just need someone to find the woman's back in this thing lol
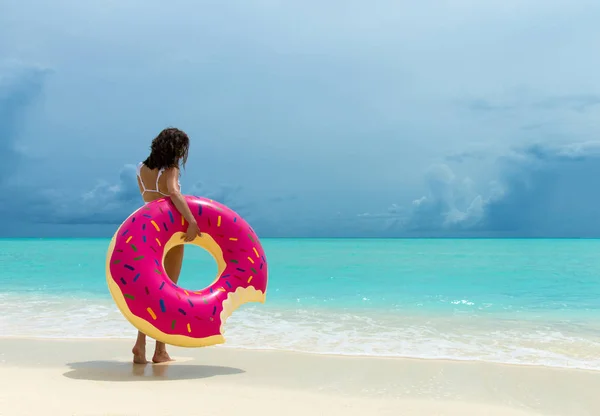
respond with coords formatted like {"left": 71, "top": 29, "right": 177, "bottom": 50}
{"left": 136, "top": 163, "right": 175, "bottom": 204}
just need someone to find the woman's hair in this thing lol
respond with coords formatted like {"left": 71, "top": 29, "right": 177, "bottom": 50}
{"left": 143, "top": 127, "right": 190, "bottom": 170}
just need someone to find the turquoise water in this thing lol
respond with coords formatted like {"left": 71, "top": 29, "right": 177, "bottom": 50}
{"left": 2, "top": 238, "right": 600, "bottom": 370}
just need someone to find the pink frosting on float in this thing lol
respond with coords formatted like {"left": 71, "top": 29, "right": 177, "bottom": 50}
{"left": 107, "top": 195, "right": 268, "bottom": 340}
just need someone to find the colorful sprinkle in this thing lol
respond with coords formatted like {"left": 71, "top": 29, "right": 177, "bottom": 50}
{"left": 247, "top": 276, "right": 253, "bottom": 283}
{"left": 230, "top": 259, "right": 239, "bottom": 264}
{"left": 145, "top": 286, "right": 150, "bottom": 295}
{"left": 187, "top": 323, "right": 192, "bottom": 333}
{"left": 143, "top": 235, "right": 147, "bottom": 243}
{"left": 198, "top": 204, "right": 203, "bottom": 216}
{"left": 171, "top": 320, "right": 176, "bottom": 330}
{"left": 112, "top": 259, "right": 122, "bottom": 265}
{"left": 250, "top": 267, "right": 257, "bottom": 274}
{"left": 124, "top": 294, "right": 135, "bottom": 300}
{"left": 121, "top": 229, "right": 130, "bottom": 237}
{"left": 143, "top": 214, "right": 152, "bottom": 219}
{"left": 178, "top": 308, "right": 187, "bottom": 315}
{"left": 154, "top": 259, "right": 160, "bottom": 267}
{"left": 212, "top": 306, "right": 216, "bottom": 315}
{"left": 253, "top": 247, "right": 260, "bottom": 258}
{"left": 247, "top": 256, "right": 255, "bottom": 264}
{"left": 229, "top": 237, "right": 238, "bottom": 241}
{"left": 124, "top": 264, "right": 135, "bottom": 271}
{"left": 155, "top": 238, "right": 162, "bottom": 247}
{"left": 248, "top": 234, "right": 255, "bottom": 242}
{"left": 131, "top": 244, "right": 138, "bottom": 252}
{"left": 126, "top": 235, "right": 133, "bottom": 244}
{"left": 187, "top": 299, "right": 194, "bottom": 307}
{"left": 133, "top": 273, "right": 141, "bottom": 282}
{"left": 133, "top": 255, "right": 144, "bottom": 261}
{"left": 159, "top": 282, "right": 165, "bottom": 290}
{"left": 159, "top": 299, "right": 166, "bottom": 312}
{"left": 162, "top": 222, "right": 168, "bottom": 231}
{"left": 150, "top": 220, "right": 160, "bottom": 231}
{"left": 233, "top": 217, "right": 237, "bottom": 223}
{"left": 142, "top": 224, "right": 147, "bottom": 230}
{"left": 168, "top": 211, "right": 174, "bottom": 223}
{"left": 225, "top": 281, "right": 232, "bottom": 288}
{"left": 217, "top": 216, "right": 222, "bottom": 227}
{"left": 120, "top": 277, "right": 127, "bottom": 285}
{"left": 181, "top": 215, "right": 185, "bottom": 226}
{"left": 131, "top": 217, "right": 136, "bottom": 223}
{"left": 184, "top": 290, "right": 189, "bottom": 296}
{"left": 147, "top": 307, "right": 157, "bottom": 320}
{"left": 236, "top": 268, "right": 246, "bottom": 272}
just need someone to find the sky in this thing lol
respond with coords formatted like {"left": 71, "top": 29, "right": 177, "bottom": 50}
{"left": 2, "top": 0, "right": 600, "bottom": 237}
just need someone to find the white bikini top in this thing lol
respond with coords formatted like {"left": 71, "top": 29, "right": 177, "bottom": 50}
{"left": 136, "top": 162, "right": 180, "bottom": 197}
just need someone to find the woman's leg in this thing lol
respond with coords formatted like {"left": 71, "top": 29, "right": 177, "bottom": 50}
{"left": 132, "top": 331, "right": 148, "bottom": 364}
{"left": 152, "top": 244, "right": 184, "bottom": 363}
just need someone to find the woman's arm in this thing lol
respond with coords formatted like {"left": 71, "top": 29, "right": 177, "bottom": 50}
{"left": 164, "top": 167, "right": 197, "bottom": 227}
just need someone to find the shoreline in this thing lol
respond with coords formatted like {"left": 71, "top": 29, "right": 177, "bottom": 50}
{"left": 1, "top": 337, "right": 599, "bottom": 415}
{"left": 1, "top": 334, "right": 598, "bottom": 374}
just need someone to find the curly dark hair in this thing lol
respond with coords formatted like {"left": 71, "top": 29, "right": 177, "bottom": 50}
{"left": 143, "top": 127, "right": 190, "bottom": 170}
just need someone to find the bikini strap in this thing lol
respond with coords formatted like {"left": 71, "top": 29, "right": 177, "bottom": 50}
{"left": 155, "top": 168, "right": 165, "bottom": 190}
{"left": 136, "top": 162, "right": 146, "bottom": 191}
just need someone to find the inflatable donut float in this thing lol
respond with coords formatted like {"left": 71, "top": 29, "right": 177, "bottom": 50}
{"left": 105, "top": 196, "right": 268, "bottom": 347}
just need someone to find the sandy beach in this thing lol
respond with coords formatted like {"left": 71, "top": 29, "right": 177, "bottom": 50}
{"left": 0, "top": 338, "right": 598, "bottom": 416}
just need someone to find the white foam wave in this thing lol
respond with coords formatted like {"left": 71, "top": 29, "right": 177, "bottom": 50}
{"left": 1, "top": 293, "right": 600, "bottom": 371}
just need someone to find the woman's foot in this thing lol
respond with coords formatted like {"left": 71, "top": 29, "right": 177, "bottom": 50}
{"left": 152, "top": 350, "right": 174, "bottom": 364}
{"left": 132, "top": 345, "right": 148, "bottom": 364}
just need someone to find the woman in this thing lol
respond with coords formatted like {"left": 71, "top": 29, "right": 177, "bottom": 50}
{"left": 132, "top": 127, "right": 201, "bottom": 364}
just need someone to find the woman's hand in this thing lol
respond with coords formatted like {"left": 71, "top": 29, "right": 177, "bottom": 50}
{"left": 183, "top": 221, "right": 201, "bottom": 242}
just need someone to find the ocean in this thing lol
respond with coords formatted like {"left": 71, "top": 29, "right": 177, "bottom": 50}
{"left": 1, "top": 238, "right": 600, "bottom": 370}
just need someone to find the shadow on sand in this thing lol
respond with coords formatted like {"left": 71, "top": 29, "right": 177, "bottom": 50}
{"left": 62, "top": 360, "right": 245, "bottom": 382}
